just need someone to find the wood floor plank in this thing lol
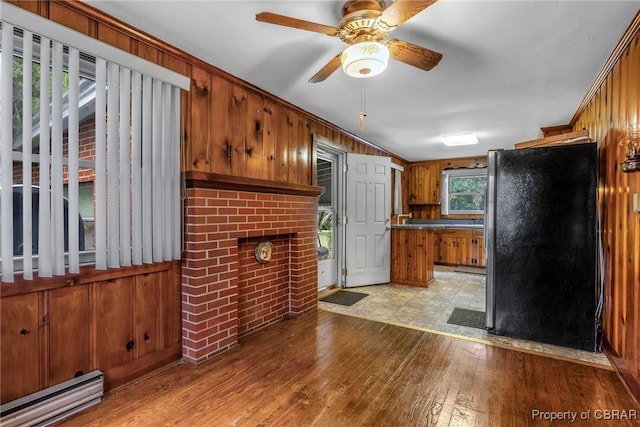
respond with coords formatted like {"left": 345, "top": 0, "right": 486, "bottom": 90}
{"left": 57, "top": 310, "right": 640, "bottom": 427}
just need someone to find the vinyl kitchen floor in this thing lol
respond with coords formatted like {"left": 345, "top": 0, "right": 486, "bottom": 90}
{"left": 318, "top": 266, "right": 611, "bottom": 369}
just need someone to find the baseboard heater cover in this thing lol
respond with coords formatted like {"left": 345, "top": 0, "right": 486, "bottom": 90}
{"left": 0, "top": 370, "right": 103, "bottom": 427}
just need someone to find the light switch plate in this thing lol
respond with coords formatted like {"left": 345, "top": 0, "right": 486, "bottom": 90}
{"left": 634, "top": 193, "right": 640, "bottom": 213}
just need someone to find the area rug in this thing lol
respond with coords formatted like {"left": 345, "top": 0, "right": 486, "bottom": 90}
{"left": 320, "top": 290, "right": 368, "bottom": 306}
{"left": 446, "top": 308, "right": 486, "bottom": 329}
{"left": 453, "top": 266, "right": 486, "bottom": 275}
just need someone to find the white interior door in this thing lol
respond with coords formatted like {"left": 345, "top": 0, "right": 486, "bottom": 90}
{"left": 345, "top": 153, "right": 391, "bottom": 287}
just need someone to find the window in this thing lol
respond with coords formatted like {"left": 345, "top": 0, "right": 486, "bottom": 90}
{"left": 441, "top": 168, "right": 487, "bottom": 215}
{"left": 0, "top": 5, "right": 189, "bottom": 282}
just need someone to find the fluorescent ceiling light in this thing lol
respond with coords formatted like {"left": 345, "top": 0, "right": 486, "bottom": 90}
{"left": 440, "top": 133, "right": 479, "bottom": 146}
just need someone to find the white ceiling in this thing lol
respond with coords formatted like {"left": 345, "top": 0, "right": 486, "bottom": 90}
{"left": 86, "top": 0, "right": 638, "bottom": 161}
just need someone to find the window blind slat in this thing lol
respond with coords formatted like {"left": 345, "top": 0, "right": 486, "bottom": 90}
{"left": 95, "top": 58, "right": 107, "bottom": 270}
{"left": 37, "top": 36, "right": 52, "bottom": 278}
{"left": 172, "top": 86, "right": 181, "bottom": 260}
{"left": 51, "top": 41, "right": 65, "bottom": 275}
{"left": 68, "top": 47, "right": 80, "bottom": 273}
{"left": 119, "top": 67, "right": 131, "bottom": 267}
{"left": 1, "top": 23, "right": 15, "bottom": 282}
{"left": 21, "top": 30, "right": 34, "bottom": 279}
{"left": 142, "top": 75, "right": 153, "bottom": 264}
{"left": 152, "top": 79, "right": 163, "bottom": 263}
{"left": 131, "top": 71, "right": 143, "bottom": 265}
{"left": 107, "top": 62, "right": 120, "bottom": 268}
{"left": 162, "top": 82, "right": 172, "bottom": 260}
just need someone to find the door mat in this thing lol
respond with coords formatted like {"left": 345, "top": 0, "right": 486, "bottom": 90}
{"left": 319, "top": 290, "right": 368, "bottom": 306}
{"left": 447, "top": 308, "right": 486, "bottom": 329}
{"left": 453, "top": 266, "right": 486, "bottom": 275}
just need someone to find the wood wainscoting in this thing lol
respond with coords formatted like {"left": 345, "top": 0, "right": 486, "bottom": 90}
{"left": 571, "top": 12, "right": 640, "bottom": 401}
{"left": 0, "top": 261, "right": 182, "bottom": 404}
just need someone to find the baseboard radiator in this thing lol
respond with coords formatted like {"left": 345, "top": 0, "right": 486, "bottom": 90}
{"left": 0, "top": 370, "right": 103, "bottom": 427}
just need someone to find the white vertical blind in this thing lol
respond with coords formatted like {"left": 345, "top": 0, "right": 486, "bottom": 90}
{"left": 119, "top": 67, "right": 131, "bottom": 267}
{"left": 51, "top": 41, "right": 65, "bottom": 275}
{"left": 131, "top": 71, "right": 143, "bottom": 265}
{"left": 22, "top": 30, "right": 34, "bottom": 279}
{"left": 142, "top": 75, "right": 153, "bottom": 264}
{"left": 37, "top": 36, "right": 52, "bottom": 279}
{"left": 151, "top": 79, "right": 163, "bottom": 263}
{"left": 1, "top": 23, "right": 15, "bottom": 282}
{"left": 1, "top": 5, "right": 188, "bottom": 282}
{"left": 107, "top": 62, "right": 120, "bottom": 268}
{"left": 95, "top": 58, "right": 108, "bottom": 270}
{"left": 68, "top": 48, "right": 80, "bottom": 274}
{"left": 172, "top": 86, "right": 181, "bottom": 260}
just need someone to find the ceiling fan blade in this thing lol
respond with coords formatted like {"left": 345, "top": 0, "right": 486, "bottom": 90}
{"left": 386, "top": 39, "right": 442, "bottom": 71}
{"left": 256, "top": 12, "right": 340, "bottom": 36}
{"left": 308, "top": 52, "right": 343, "bottom": 83}
{"left": 379, "top": 0, "right": 438, "bottom": 29}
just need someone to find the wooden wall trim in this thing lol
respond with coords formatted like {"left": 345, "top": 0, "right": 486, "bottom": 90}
{"left": 605, "top": 339, "right": 640, "bottom": 403}
{"left": 571, "top": 10, "right": 640, "bottom": 125}
{"left": 0, "top": 260, "right": 178, "bottom": 297}
{"left": 49, "top": 0, "right": 402, "bottom": 161}
{"left": 184, "top": 171, "right": 323, "bottom": 197}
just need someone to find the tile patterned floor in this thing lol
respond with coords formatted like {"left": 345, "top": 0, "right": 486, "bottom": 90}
{"left": 318, "top": 266, "right": 611, "bottom": 369}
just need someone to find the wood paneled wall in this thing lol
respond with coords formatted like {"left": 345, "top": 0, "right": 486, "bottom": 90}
{"left": 8, "top": 1, "right": 407, "bottom": 186}
{"left": 571, "top": 13, "right": 640, "bottom": 400}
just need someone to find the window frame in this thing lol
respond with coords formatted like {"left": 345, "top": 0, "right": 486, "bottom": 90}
{"left": 440, "top": 168, "right": 487, "bottom": 215}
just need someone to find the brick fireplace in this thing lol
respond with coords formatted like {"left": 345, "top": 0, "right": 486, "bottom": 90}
{"left": 181, "top": 176, "right": 320, "bottom": 364}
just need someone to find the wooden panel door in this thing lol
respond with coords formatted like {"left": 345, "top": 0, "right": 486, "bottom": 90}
{"left": 1, "top": 293, "right": 41, "bottom": 403}
{"left": 135, "top": 273, "right": 160, "bottom": 358}
{"left": 95, "top": 278, "right": 134, "bottom": 371}
{"left": 49, "top": 286, "right": 91, "bottom": 385}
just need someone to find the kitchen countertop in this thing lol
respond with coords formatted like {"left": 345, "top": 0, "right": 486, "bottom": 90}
{"left": 391, "top": 219, "right": 484, "bottom": 230}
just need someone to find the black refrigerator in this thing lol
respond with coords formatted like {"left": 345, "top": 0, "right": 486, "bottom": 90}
{"left": 485, "top": 143, "right": 598, "bottom": 351}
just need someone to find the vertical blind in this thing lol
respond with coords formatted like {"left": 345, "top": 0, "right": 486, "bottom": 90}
{"left": 0, "top": 4, "right": 190, "bottom": 283}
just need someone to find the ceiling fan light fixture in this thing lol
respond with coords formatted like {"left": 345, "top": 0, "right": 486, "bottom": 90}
{"left": 440, "top": 133, "right": 479, "bottom": 146}
{"left": 341, "top": 41, "right": 389, "bottom": 78}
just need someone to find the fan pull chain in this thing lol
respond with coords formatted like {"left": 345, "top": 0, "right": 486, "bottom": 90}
{"left": 359, "top": 77, "right": 367, "bottom": 130}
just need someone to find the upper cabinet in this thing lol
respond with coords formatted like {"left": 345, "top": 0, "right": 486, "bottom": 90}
{"left": 408, "top": 161, "right": 441, "bottom": 205}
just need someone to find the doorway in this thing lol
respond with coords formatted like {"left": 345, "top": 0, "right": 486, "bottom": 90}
{"left": 316, "top": 145, "right": 344, "bottom": 291}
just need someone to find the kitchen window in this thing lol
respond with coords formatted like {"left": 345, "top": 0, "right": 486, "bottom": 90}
{"left": 441, "top": 168, "right": 487, "bottom": 215}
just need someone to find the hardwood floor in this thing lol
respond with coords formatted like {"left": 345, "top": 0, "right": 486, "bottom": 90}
{"left": 58, "top": 310, "right": 639, "bottom": 426}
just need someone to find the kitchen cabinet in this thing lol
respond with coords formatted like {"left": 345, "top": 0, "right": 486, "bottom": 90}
{"left": 437, "top": 228, "right": 485, "bottom": 267}
{"left": 408, "top": 161, "right": 441, "bottom": 205}
{"left": 391, "top": 228, "right": 435, "bottom": 286}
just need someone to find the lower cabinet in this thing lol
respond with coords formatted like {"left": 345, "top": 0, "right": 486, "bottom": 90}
{"left": 437, "top": 228, "right": 485, "bottom": 267}
{"left": 391, "top": 228, "right": 435, "bottom": 286}
{"left": 0, "top": 261, "right": 182, "bottom": 404}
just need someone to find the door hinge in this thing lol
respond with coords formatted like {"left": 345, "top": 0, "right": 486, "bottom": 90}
{"left": 343, "top": 216, "right": 348, "bottom": 224}
{"left": 343, "top": 164, "right": 348, "bottom": 173}
{"left": 342, "top": 268, "right": 348, "bottom": 276}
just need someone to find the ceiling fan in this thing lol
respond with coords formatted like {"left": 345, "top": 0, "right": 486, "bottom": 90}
{"left": 256, "top": 0, "right": 443, "bottom": 83}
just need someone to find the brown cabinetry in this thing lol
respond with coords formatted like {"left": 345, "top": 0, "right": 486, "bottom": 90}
{"left": 437, "top": 228, "right": 485, "bottom": 267}
{"left": 391, "top": 228, "right": 435, "bottom": 286}
{"left": 408, "top": 161, "right": 441, "bottom": 205}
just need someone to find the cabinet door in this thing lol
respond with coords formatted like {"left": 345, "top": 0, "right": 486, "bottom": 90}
{"left": 135, "top": 272, "right": 160, "bottom": 358}
{"left": 408, "top": 164, "right": 430, "bottom": 204}
{"left": 426, "top": 161, "right": 441, "bottom": 204}
{"left": 1, "top": 293, "right": 41, "bottom": 403}
{"left": 439, "top": 234, "right": 457, "bottom": 264}
{"left": 95, "top": 278, "right": 134, "bottom": 371}
{"left": 49, "top": 286, "right": 91, "bottom": 385}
